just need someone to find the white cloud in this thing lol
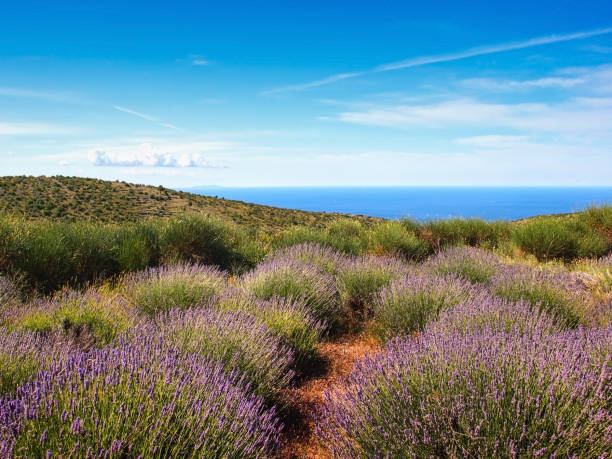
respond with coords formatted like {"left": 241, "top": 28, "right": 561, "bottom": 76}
{"left": 59, "top": 159, "right": 71, "bottom": 166}
{"left": 263, "top": 26, "right": 612, "bottom": 93}
{"left": 88, "top": 143, "right": 227, "bottom": 168}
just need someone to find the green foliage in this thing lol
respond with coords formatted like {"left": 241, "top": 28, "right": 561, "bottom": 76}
{"left": 513, "top": 206, "right": 612, "bottom": 261}
{"left": 157, "top": 309, "right": 294, "bottom": 401}
{"left": 0, "top": 214, "right": 260, "bottom": 292}
{"left": 0, "top": 175, "right": 379, "bottom": 232}
{"left": 325, "top": 219, "right": 366, "bottom": 255}
{"left": 159, "top": 214, "right": 262, "bottom": 270}
{"left": 420, "top": 218, "right": 509, "bottom": 251}
{"left": 336, "top": 257, "right": 408, "bottom": 330}
{"left": 367, "top": 221, "right": 430, "bottom": 261}
{"left": 513, "top": 220, "right": 579, "bottom": 261}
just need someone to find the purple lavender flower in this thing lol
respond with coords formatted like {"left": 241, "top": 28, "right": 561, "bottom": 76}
{"left": 0, "top": 334, "right": 283, "bottom": 457}
{"left": 336, "top": 255, "right": 410, "bottom": 322}
{"left": 240, "top": 257, "right": 340, "bottom": 324}
{"left": 0, "top": 276, "right": 20, "bottom": 311}
{"left": 317, "top": 327, "right": 611, "bottom": 457}
{"left": 423, "top": 246, "right": 503, "bottom": 284}
{"left": 207, "top": 288, "right": 326, "bottom": 367}
{"left": 120, "top": 263, "right": 228, "bottom": 315}
{"left": 1, "top": 289, "right": 137, "bottom": 347}
{"left": 138, "top": 307, "right": 295, "bottom": 401}
{"left": 0, "top": 329, "right": 72, "bottom": 395}
{"left": 371, "top": 273, "right": 486, "bottom": 341}
{"left": 266, "top": 242, "right": 352, "bottom": 275}
{"left": 427, "top": 295, "right": 562, "bottom": 337}
{"left": 489, "top": 263, "right": 589, "bottom": 328}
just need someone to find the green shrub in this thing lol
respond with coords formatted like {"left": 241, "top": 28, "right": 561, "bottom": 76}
{"left": 421, "top": 218, "right": 508, "bottom": 251}
{"left": 325, "top": 219, "right": 366, "bottom": 255}
{"left": 270, "top": 226, "right": 328, "bottom": 250}
{"left": 490, "top": 265, "right": 585, "bottom": 328}
{"left": 513, "top": 220, "right": 579, "bottom": 261}
{"left": 336, "top": 256, "right": 408, "bottom": 329}
{"left": 115, "top": 222, "right": 160, "bottom": 271}
{"left": 160, "top": 214, "right": 260, "bottom": 270}
{"left": 368, "top": 221, "right": 429, "bottom": 260}
{"left": 579, "top": 205, "right": 612, "bottom": 243}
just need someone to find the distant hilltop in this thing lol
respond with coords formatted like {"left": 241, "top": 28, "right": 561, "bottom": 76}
{"left": 0, "top": 175, "right": 380, "bottom": 232}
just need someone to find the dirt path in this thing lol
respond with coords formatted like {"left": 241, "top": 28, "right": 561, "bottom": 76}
{"left": 278, "top": 334, "right": 380, "bottom": 458}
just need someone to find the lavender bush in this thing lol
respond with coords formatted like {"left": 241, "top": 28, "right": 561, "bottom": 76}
{"left": 240, "top": 258, "right": 340, "bottom": 324}
{"left": 266, "top": 243, "right": 351, "bottom": 275}
{"left": 336, "top": 255, "right": 409, "bottom": 324}
{"left": 0, "top": 336, "right": 282, "bottom": 457}
{"left": 209, "top": 289, "right": 325, "bottom": 367}
{"left": 371, "top": 273, "right": 484, "bottom": 342}
{"left": 0, "top": 276, "right": 19, "bottom": 310}
{"left": 317, "top": 327, "right": 611, "bottom": 458}
{"left": 1, "top": 289, "right": 137, "bottom": 347}
{"left": 427, "top": 295, "right": 562, "bottom": 337}
{"left": 490, "top": 264, "right": 587, "bottom": 328}
{"left": 0, "top": 329, "right": 72, "bottom": 395}
{"left": 424, "top": 246, "right": 503, "bottom": 284}
{"left": 120, "top": 263, "right": 228, "bottom": 315}
{"left": 145, "top": 308, "right": 294, "bottom": 401}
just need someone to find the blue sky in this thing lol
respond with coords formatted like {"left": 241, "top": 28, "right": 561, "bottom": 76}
{"left": 1, "top": 1, "right": 612, "bottom": 187}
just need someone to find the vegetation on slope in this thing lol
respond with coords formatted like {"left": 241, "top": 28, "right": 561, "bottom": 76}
{"left": 0, "top": 175, "right": 380, "bottom": 231}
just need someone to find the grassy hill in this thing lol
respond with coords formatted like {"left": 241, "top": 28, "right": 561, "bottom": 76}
{"left": 0, "top": 176, "right": 379, "bottom": 231}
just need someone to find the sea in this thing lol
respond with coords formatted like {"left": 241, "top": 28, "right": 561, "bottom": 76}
{"left": 184, "top": 187, "right": 612, "bottom": 221}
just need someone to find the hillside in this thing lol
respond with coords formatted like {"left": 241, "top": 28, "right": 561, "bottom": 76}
{"left": 0, "top": 176, "right": 380, "bottom": 231}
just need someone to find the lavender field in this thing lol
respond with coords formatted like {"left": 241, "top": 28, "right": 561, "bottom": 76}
{"left": 0, "top": 243, "right": 610, "bottom": 457}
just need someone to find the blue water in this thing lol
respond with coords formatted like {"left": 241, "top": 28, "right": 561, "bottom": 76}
{"left": 183, "top": 187, "right": 612, "bottom": 221}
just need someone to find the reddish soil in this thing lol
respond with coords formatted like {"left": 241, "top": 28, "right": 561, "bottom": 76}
{"left": 277, "top": 334, "right": 380, "bottom": 458}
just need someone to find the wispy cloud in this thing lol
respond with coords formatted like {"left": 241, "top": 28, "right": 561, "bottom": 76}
{"left": 460, "top": 65, "right": 612, "bottom": 92}
{"left": 263, "top": 26, "right": 612, "bottom": 94}
{"left": 462, "top": 76, "right": 586, "bottom": 91}
{"left": 261, "top": 72, "right": 365, "bottom": 95}
{"left": 189, "top": 54, "right": 209, "bottom": 66}
{"left": 113, "top": 105, "right": 157, "bottom": 121}
{"left": 88, "top": 142, "right": 226, "bottom": 168}
{"left": 113, "top": 105, "right": 183, "bottom": 131}
{"left": 334, "top": 97, "right": 612, "bottom": 135}
{"left": 0, "top": 87, "right": 76, "bottom": 102}
{"left": 454, "top": 135, "right": 531, "bottom": 148}
{"left": 0, "top": 122, "right": 82, "bottom": 136}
